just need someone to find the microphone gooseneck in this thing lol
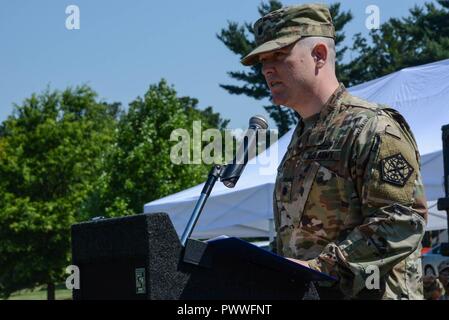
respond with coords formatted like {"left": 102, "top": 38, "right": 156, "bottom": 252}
{"left": 220, "top": 115, "right": 268, "bottom": 188}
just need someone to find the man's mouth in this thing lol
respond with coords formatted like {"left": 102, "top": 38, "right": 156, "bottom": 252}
{"left": 270, "top": 81, "right": 282, "bottom": 88}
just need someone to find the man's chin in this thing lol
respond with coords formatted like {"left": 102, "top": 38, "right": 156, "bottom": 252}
{"left": 271, "top": 96, "right": 287, "bottom": 107}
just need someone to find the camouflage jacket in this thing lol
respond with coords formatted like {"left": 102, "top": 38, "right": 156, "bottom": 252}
{"left": 274, "top": 84, "right": 428, "bottom": 300}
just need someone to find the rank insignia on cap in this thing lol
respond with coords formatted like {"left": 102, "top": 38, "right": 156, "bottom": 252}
{"left": 380, "top": 153, "right": 414, "bottom": 187}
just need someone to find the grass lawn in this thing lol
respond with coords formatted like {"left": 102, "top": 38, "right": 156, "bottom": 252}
{"left": 5, "top": 284, "right": 72, "bottom": 300}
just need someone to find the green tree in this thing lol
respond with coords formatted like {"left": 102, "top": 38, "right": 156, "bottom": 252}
{"left": 89, "top": 79, "right": 229, "bottom": 217}
{"left": 341, "top": 0, "right": 449, "bottom": 86}
{"left": 217, "top": 1, "right": 353, "bottom": 135}
{"left": 0, "top": 86, "right": 119, "bottom": 299}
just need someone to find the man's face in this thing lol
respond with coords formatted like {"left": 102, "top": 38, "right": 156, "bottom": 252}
{"left": 259, "top": 41, "right": 315, "bottom": 108}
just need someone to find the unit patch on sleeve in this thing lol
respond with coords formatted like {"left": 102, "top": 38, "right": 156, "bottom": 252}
{"left": 380, "top": 153, "right": 414, "bottom": 187}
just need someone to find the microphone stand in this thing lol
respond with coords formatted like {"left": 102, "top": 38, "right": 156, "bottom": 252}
{"left": 180, "top": 164, "right": 225, "bottom": 247}
{"left": 179, "top": 115, "right": 268, "bottom": 248}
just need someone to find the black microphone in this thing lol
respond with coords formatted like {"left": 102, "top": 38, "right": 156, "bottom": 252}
{"left": 220, "top": 115, "right": 269, "bottom": 188}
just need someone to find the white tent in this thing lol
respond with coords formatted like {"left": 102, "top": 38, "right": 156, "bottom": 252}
{"left": 144, "top": 59, "right": 449, "bottom": 238}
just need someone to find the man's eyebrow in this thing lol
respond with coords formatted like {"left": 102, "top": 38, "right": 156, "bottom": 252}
{"left": 259, "top": 46, "right": 291, "bottom": 62}
{"left": 258, "top": 53, "right": 272, "bottom": 61}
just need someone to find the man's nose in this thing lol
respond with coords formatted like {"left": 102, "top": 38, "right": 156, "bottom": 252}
{"left": 262, "top": 62, "right": 275, "bottom": 77}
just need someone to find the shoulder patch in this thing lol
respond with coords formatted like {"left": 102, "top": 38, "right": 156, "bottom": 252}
{"left": 380, "top": 153, "right": 414, "bottom": 187}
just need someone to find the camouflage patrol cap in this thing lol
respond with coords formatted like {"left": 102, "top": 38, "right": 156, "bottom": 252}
{"left": 241, "top": 3, "right": 336, "bottom": 66}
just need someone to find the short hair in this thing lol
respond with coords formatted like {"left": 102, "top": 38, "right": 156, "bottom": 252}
{"left": 297, "top": 36, "right": 336, "bottom": 69}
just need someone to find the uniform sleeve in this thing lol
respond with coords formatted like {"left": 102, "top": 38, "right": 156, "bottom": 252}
{"left": 273, "top": 191, "right": 283, "bottom": 255}
{"left": 307, "top": 115, "right": 428, "bottom": 298}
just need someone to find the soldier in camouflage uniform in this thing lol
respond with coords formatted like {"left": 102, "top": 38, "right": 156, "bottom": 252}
{"left": 437, "top": 260, "right": 449, "bottom": 300}
{"left": 423, "top": 260, "right": 449, "bottom": 300}
{"left": 241, "top": 4, "right": 428, "bottom": 299}
{"left": 423, "top": 274, "right": 445, "bottom": 300}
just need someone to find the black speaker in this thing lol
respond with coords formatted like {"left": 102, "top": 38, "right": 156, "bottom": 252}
{"left": 437, "top": 124, "right": 449, "bottom": 230}
{"left": 441, "top": 124, "right": 449, "bottom": 197}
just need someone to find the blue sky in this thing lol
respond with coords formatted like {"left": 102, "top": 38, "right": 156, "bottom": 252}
{"left": 1, "top": 0, "right": 431, "bottom": 129}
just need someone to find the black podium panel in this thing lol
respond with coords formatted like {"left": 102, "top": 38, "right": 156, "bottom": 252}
{"left": 71, "top": 213, "right": 334, "bottom": 300}
{"left": 72, "top": 213, "right": 187, "bottom": 300}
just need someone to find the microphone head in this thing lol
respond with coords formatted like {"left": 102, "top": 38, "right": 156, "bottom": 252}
{"left": 249, "top": 115, "right": 268, "bottom": 130}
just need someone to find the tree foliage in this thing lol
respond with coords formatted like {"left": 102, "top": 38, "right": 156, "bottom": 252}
{"left": 85, "top": 79, "right": 229, "bottom": 217}
{"left": 0, "top": 86, "right": 119, "bottom": 298}
{"left": 341, "top": 0, "right": 449, "bottom": 85}
{"left": 0, "top": 80, "right": 229, "bottom": 298}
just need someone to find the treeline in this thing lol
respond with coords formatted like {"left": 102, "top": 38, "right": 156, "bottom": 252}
{"left": 0, "top": 80, "right": 228, "bottom": 299}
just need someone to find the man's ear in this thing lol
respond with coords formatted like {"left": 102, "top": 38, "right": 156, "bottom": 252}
{"left": 312, "top": 43, "right": 328, "bottom": 69}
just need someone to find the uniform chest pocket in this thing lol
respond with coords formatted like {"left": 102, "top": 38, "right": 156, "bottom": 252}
{"left": 301, "top": 164, "right": 356, "bottom": 239}
{"left": 275, "top": 161, "right": 321, "bottom": 235}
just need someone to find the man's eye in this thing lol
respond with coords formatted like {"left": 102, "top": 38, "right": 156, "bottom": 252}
{"left": 274, "top": 52, "right": 286, "bottom": 59}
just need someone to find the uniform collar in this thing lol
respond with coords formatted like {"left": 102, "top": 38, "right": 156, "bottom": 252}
{"left": 295, "top": 83, "right": 346, "bottom": 147}
{"left": 317, "top": 83, "right": 346, "bottom": 124}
